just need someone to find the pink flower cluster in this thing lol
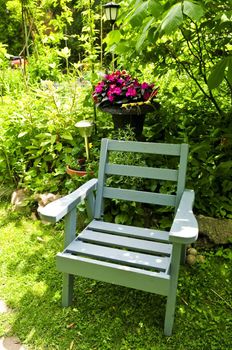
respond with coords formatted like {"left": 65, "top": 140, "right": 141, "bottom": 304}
{"left": 92, "top": 70, "right": 158, "bottom": 107}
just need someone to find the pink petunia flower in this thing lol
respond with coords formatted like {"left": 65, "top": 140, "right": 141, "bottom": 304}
{"left": 108, "top": 94, "right": 115, "bottom": 102}
{"left": 112, "top": 87, "right": 122, "bottom": 95}
{"left": 95, "top": 85, "right": 103, "bottom": 93}
{"left": 126, "top": 87, "right": 137, "bottom": 97}
{"left": 141, "top": 82, "right": 149, "bottom": 89}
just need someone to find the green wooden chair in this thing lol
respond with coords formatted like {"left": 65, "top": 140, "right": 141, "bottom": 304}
{"left": 38, "top": 138, "right": 198, "bottom": 336}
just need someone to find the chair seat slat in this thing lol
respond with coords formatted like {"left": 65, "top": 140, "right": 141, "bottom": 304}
{"left": 79, "top": 229, "right": 172, "bottom": 256}
{"left": 66, "top": 240, "right": 170, "bottom": 272}
{"left": 88, "top": 220, "right": 170, "bottom": 242}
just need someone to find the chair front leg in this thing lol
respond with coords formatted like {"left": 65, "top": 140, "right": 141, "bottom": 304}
{"left": 164, "top": 242, "right": 182, "bottom": 336}
{"left": 61, "top": 207, "right": 77, "bottom": 306}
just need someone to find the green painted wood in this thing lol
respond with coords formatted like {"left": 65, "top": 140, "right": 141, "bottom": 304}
{"left": 105, "top": 163, "right": 178, "bottom": 181}
{"left": 85, "top": 190, "right": 95, "bottom": 220}
{"left": 88, "top": 220, "right": 170, "bottom": 242}
{"left": 78, "top": 229, "right": 172, "bottom": 256}
{"left": 64, "top": 207, "right": 77, "bottom": 248}
{"left": 62, "top": 273, "right": 74, "bottom": 307}
{"left": 38, "top": 178, "right": 98, "bottom": 223}
{"left": 103, "top": 187, "right": 176, "bottom": 206}
{"left": 175, "top": 144, "right": 189, "bottom": 208}
{"left": 169, "top": 190, "right": 198, "bottom": 244}
{"left": 66, "top": 241, "right": 170, "bottom": 272}
{"left": 164, "top": 242, "right": 182, "bottom": 336}
{"left": 94, "top": 139, "right": 109, "bottom": 219}
{"left": 56, "top": 253, "right": 170, "bottom": 295}
{"left": 107, "top": 139, "right": 181, "bottom": 155}
{"left": 39, "top": 138, "right": 199, "bottom": 336}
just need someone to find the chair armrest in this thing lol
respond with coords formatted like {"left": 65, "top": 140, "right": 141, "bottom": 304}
{"left": 38, "top": 178, "right": 98, "bottom": 223}
{"left": 169, "top": 189, "right": 198, "bottom": 244}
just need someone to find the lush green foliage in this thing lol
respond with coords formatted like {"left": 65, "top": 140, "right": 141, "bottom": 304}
{"left": 0, "top": 203, "right": 231, "bottom": 349}
{"left": 0, "top": 0, "right": 232, "bottom": 219}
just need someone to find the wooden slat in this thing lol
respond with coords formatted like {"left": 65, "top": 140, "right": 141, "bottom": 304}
{"left": 107, "top": 139, "right": 182, "bottom": 155}
{"left": 176, "top": 144, "right": 189, "bottom": 208}
{"left": 103, "top": 187, "right": 176, "bottom": 206}
{"left": 66, "top": 241, "right": 170, "bottom": 272}
{"left": 94, "top": 138, "right": 109, "bottom": 219}
{"left": 88, "top": 220, "right": 170, "bottom": 242}
{"left": 105, "top": 164, "right": 178, "bottom": 181}
{"left": 78, "top": 230, "right": 172, "bottom": 255}
{"left": 56, "top": 253, "right": 170, "bottom": 295}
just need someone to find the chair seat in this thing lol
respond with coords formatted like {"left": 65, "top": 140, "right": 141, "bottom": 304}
{"left": 65, "top": 220, "right": 171, "bottom": 272}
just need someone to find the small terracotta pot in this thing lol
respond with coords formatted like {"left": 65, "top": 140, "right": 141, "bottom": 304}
{"left": 66, "top": 165, "right": 94, "bottom": 177}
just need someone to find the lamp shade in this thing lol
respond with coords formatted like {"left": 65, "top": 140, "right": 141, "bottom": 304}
{"left": 103, "top": 2, "right": 120, "bottom": 24}
{"left": 75, "top": 120, "right": 93, "bottom": 138}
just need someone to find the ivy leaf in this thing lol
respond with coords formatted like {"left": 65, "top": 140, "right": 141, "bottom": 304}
{"left": 207, "top": 58, "right": 228, "bottom": 90}
{"left": 183, "top": 1, "right": 204, "bottom": 22}
{"left": 160, "top": 3, "right": 183, "bottom": 35}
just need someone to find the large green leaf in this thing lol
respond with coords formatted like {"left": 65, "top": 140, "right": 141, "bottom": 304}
{"left": 148, "top": 0, "right": 163, "bottom": 18}
{"left": 129, "top": 1, "right": 148, "bottom": 27}
{"left": 104, "top": 30, "right": 121, "bottom": 45}
{"left": 136, "top": 17, "right": 154, "bottom": 51}
{"left": 207, "top": 58, "right": 228, "bottom": 90}
{"left": 183, "top": 1, "right": 204, "bottom": 22}
{"left": 160, "top": 3, "right": 183, "bottom": 35}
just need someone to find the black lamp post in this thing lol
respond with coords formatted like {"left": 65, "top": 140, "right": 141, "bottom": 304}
{"left": 103, "top": 2, "right": 120, "bottom": 70}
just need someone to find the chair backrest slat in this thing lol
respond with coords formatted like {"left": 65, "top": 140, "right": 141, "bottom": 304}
{"left": 105, "top": 164, "right": 178, "bottom": 181}
{"left": 107, "top": 140, "right": 181, "bottom": 155}
{"left": 103, "top": 187, "right": 177, "bottom": 206}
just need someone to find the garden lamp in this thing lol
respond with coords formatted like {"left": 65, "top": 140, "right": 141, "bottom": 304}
{"left": 103, "top": 2, "right": 120, "bottom": 25}
{"left": 75, "top": 120, "right": 93, "bottom": 161}
{"left": 103, "top": 2, "right": 120, "bottom": 70}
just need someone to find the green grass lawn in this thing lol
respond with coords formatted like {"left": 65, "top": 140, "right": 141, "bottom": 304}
{"left": 0, "top": 202, "right": 231, "bottom": 350}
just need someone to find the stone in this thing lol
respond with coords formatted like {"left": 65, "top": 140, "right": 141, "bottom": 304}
{"left": 0, "top": 300, "right": 9, "bottom": 314}
{"left": 197, "top": 215, "right": 232, "bottom": 245}
{"left": 186, "top": 254, "right": 197, "bottom": 265}
{"left": 11, "top": 189, "right": 29, "bottom": 210}
{"left": 0, "top": 337, "right": 27, "bottom": 350}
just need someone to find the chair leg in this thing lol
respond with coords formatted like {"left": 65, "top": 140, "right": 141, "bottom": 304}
{"left": 180, "top": 244, "right": 186, "bottom": 265}
{"left": 62, "top": 273, "right": 74, "bottom": 307}
{"left": 164, "top": 285, "right": 178, "bottom": 336}
{"left": 164, "top": 243, "right": 182, "bottom": 336}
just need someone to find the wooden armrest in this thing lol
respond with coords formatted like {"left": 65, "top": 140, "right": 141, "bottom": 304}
{"left": 38, "top": 178, "right": 98, "bottom": 223}
{"left": 169, "top": 189, "right": 198, "bottom": 244}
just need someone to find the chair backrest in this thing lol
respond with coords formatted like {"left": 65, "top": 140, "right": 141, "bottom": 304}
{"left": 94, "top": 139, "right": 189, "bottom": 220}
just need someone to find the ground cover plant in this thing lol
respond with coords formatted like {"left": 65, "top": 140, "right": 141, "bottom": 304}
{"left": 0, "top": 202, "right": 232, "bottom": 349}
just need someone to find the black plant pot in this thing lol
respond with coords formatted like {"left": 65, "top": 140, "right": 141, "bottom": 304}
{"left": 99, "top": 102, "right": 160, "bottom": 138}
